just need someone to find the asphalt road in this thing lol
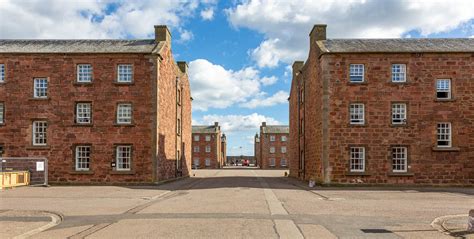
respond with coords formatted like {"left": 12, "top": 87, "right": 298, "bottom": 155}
{"left": 1, "top": 168, "right": 473, "bottom": 238}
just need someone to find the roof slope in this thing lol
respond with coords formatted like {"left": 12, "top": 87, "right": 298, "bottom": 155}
{"left": 0, "top": 39, "right": 162, "bottom": 53}
{"left": 192, "top": 125, "right": 218, "bottom": 134}
{"left": 262, "top": 125, "right": 289, "bottom": 134}
{"left": 318, "top": 38, "right": 474, "bottom": 53}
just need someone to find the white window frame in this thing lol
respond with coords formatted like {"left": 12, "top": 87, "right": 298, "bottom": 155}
{"left": 391, "top": 103, "right": 407, "bottom": 125}
{"left": 350, "top": 147, "right": 365, "bottom": 172}
{"left": 391, "top": 64, "right": 406, "bottom": 82}
{"left": 269, "top": 158, "right": 276, "bottom": 167}
{"left": 392, "top": 147, "right": 407, "bottom": 173}
{"left": 0, "top": 102, "right": 4, "bottom": 124}
{"left": 270, "top": 135, "right": 276, "bottom": 141}
{"left": 205, "top": 145, "right": 211, "bottom": 153}
{"left": 281, "top": 135, "right": 287, "bottom": 142}
{"left": 349, "top": 64, "right": 364, "bottom": 82}
{"left": 75, "top": 145, "right": 91, "bottom": 171}
{"left": 76, "top": 102, "right": 92, "bottom": 124}
{"left": 117, "top": 103, "right": 132, "bottom": 124}
{"left": 33, "top": 78, "right": 48, "bottom": 98}
{"left": 350, "top": 103, "right": 365, "bottom": 125}
{"left": 281, "top": 146, "right": 287, "bottom": 153}
{"left": 205, "top": 135, "right": 211, "bottom": 141}
{"left": 0, "top": 64, "right": 5, "bottom": 83}
{"left": 194, "top": 135, "right": 200, "bottom": 141}
{"left": 270, "top": 146, "right": 275, "bottom": 153}
{"left": 437, "top": 123, "right": 452, "bottom": 147}
{"left": 194, "top": 146, "right": 200, "bottom": 153}
{"left": 117, "top": 64, "right": 133, "bottom": 83}
{"left": 77, "top": 64, "right": 92, "bottom": 83}
{"left": 32, "top": 121, "right": 48, "bottom": 146}
{"left": 436, "top": 79, "right": 451, "bottom": 99}
{"left": 280, "top": 158, "right": 287, "bottom": 167}
{"left": 193, "top": 158, "right": 200, "bottom": 166}
{"left": 116, "top": 145, "right": 132, "bottom": 171}
{"left": 205, "top": 158, "right": 211, "bottom": 167}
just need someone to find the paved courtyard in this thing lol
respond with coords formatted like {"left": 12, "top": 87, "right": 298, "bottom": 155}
{"left": 1, "top": 168, "right": 473, "bottom": 238}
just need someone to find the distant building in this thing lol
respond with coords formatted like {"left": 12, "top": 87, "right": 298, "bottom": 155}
{"left": 0, "top": 25, "right": 192, "bottom": 184}
{"left": 289, "top": 24, "right": 474, "bottom": 185}
{"left": 227, "top": 156, "right": 256, "bottom": 166}
{"left": 254, "top": 133, "right": 260, "bottom": 167}
{"left": 255, "top": 122, "right": 289, "bottom": 169}
{"left": 192, "top": 122, "right": 226, "bottom": 168}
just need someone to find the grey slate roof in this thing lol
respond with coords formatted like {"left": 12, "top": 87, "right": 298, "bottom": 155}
{"left": 318, "top": 38, "right": 474, "bottom": 53}
{"left": 262, "top": 125, "right": 289, "bottom": 134}
{"left": 0, "top": 39, "right": 161, "bottom": 53}
{"left": 192, "top": 125, "right": 218, "bottom": 134}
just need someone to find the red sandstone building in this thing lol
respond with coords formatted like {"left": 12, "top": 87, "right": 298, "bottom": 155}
{"left": 0, "top": 25, "right": 192, "bottom": 184}
{"left": 192, "top": 123, "right": 226, "bottom": 169}
{"left": 255, "top": 122, "right": 289, "bottom": 169}
{"left": 289, "top": 24, "right": 473, "bottom": 185}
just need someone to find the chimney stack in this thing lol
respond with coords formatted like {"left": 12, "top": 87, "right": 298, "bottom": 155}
{"left": 154, "top": 25, "right": 171, "bottom": 44}
{"left": 214, "top": 122, "right": 219, "bottom": 127}
{"left": 262, "top": 122, "right": 266, "bottom": 127}
{"left": 292, "top": 61, "right": 304, "bottom": 79}
{"left": 177, "top": 61, "right": 188, "bottom": 74}
{"left": 309, "top": 24, "right": 327, "bottom": 42}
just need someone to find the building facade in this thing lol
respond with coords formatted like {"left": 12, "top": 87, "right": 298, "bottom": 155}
{"left": 289, "top": 24, "right": 474, "bottom": 185}
{"left": 192, "top": 122, "right": 226, "bottom": 169}
{"left": 0, "top": 25, "right": 192, "bottom": 184}
{"left": 254, "top": 134, "right": 260, "bottom": 167}
{"left": 256, "top": 122, "right": 289, "bottom": 169}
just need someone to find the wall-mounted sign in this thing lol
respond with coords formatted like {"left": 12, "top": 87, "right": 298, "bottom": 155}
{"left": 36, "top": 161, "right": 45, "bottom": 171}
{"left": 111, "top": 162, "right": 116, "bottom": 167}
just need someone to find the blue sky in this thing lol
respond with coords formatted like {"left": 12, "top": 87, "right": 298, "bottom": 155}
{"left": 1, "top": 0, "right": 473, "bottom": 155}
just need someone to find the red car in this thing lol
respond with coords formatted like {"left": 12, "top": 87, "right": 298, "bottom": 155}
{"left": 242, "top": 159, "right": 249, "bottom": 166}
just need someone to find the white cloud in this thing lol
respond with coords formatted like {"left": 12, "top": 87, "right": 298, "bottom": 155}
{"left": 240, "top": 91, "right": 288, "bottom": 109}
{"left": 178, "top": 28, "right": 194, "bottom": 42}
{"left": 226, "top": 0, "right": 474, "bottom": 68}
{"left": 0, "top": 0, "right": 202, "bottom": 39}
{"left": 197, "top": 113, "right": 281, "bottom": 132}
{"left": 260, "top": 76, "right": 278, "bottom": 86}
{"left": 188, "top": 59, "right": 279, "bottom": 111}
{"left": 200, "top": 8, "right": 215, "bottom": 20}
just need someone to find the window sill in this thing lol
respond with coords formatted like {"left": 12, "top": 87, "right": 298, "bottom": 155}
{"left": 29, "top": 98, "right": 50, "bottom": 101}
{"left": 73, "top": 82, "right": 93, "bottom": 86}
{"left": 345, "top": 172, "right": 371, "bottom": 176}
{"left": 388, "top": 172, "right": 414, "bottom": 177}
{"left": 73, "top": 123, "right": 93, "bottom": 127}
{"left": 348, "top": 124, "right": 367, "bottom": 127}
{"left": 70, "top": 170, "right": 94, "bottom": 175}
{"left": 390, "top": 81, "right": 408, "bottom": 84}
{"left": 347, "top": 82, "right": 368, "bottom": 85}
{"left": 110, "top": 170, "right": 135, "bottom": 175}
{"left": 26, "top": 146, "right": 51, "bottom": 150}
{"left": 114, "top": 82, "right": 134, "bottom": 86}
{"left": 114, "top": 123, "right": 135, "bottom": 127}
{"left": 390, "top": 123, "right": 408, "bottom": 127}
{"left": 434, "top": 98, "right": 455, "bottom": 102}
{"left": 432, "top": 147, "right": 460, "bottom": 152}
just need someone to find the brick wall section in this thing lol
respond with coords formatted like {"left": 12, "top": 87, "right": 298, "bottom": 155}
{"left": 289, "top": 25, "right": 474, "bottom": 185}
{"left": 0, "top": 27, "right": 192, "bottom": 184}
{"left": 324, "top": 53, "right": 474, "bottom": 185}
{"left": 0, "top": 53, "right": 155, "bottom": 183}
{"left": 192, "top": 130, "right": 223, "bottom": 169}
{"left": 259, "top": 125, "right": 290, "bottom": 169}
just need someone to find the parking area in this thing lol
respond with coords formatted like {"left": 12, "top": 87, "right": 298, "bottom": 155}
{"left": 1, "top": 169, "right": 473, "bottom": 238}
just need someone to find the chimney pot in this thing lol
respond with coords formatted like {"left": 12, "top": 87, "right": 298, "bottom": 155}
{"left": 262, "top": 122, "right": 266, "bottom": 127}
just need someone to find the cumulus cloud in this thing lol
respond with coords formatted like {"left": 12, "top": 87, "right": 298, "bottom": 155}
{"left": 0, "top": 0, "right": 206, "bottom": 39}
{"left": 226, "top": 0, "right": 474, "bottom": 68}
{"left": 196, "top": 113, "right": 281, "bottom": 132}
{"left": 178, "top": 28, "right": 194, "bottom": 42}
{"left": 188, "top": 59, "right": 280, "bottom": 111}
{"left": 200, "top": 8, "right": 215, "bottom": 20}
{"left": 240, "top": 91, "right": 289, "bottom": 109}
